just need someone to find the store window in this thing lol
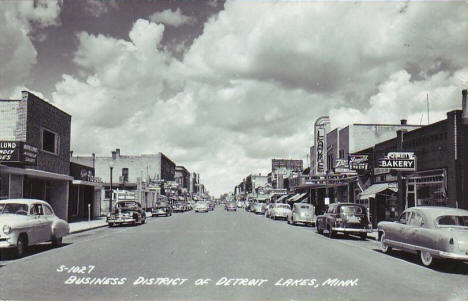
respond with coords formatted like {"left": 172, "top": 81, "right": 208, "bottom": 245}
{"left": 406, "top": 170, "right": 447, "bottom": 208}
{"left": 41, "top": 128, "right": 59, "bottom": 155}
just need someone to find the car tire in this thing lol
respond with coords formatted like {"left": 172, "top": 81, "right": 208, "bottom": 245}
{"left": 360, "top": 233, "right": 367, "bottom": 240}
{"left": 287, "top": 218, "right": 290, "bottom": 224}
{"left": 52, "top": 236, "right": 63, "bottom": 247}
{"left": 316, "top": 224, "right": 323, "bottom": 234}
{"left": 380, "top": 232, "right": 392, "bottom": 254}
{"left": 15, "top": 235, "right": 27, "bottom": 258}
{"left": 419, "top": 251, "right": 434, "bottom": 267}
{"left": 108, "top": 223, "right": 115, "bottom": 227}
{"left": 292, "top": 217, "right": 296, "bottom": 226}
{"left": 141, "top": 217, "right": 146, "bottom": 224}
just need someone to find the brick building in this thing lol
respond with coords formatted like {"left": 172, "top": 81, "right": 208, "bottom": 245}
{"left": 0, "top": 91, "right": 72, "bottom": 220}
{"left": 175, "top": 166, "right": 190, "bottom": 191}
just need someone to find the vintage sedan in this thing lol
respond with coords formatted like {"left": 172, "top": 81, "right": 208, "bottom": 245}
{"left": 172, "top": 201, "right": 186, "bottom": 213}
{"left": 0, "top": 199, "right": 69, "bottom": 258}
{"left": 107, "top": 200, "right": 146, "bottom": 226}
{"left": 287, "top": 203, "right": 316, "bottom": 226}
{"left": 225, "top": 202, "right": 237, "bottom": 211}
{"left": 195, "top": 202, "right": 209, "bottom": 213}
{"left": 265, "top": 203, "right": 275, "bottom": 218}
{"left": 378, "top": 206, "right": 468, "bottom": 267}
{"left": 270, "top": 203, "right": 292, "bottom": 220}
{"left": 253, "top": 203, "right": 266, "bottom": 215}
{"left": 151, "top": 201, "right": 172, "bottom": 217}
{"left": 316, "top": 203, "right": 372, "bottom": 239}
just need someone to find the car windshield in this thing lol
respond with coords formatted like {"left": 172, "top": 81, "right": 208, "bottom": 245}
{"left": 299, "top": 205, "right": 311, "bottom": 209}
{"left": 437, "top": 215, "right": 468, "bottom": 227}
{"left": 278, "top": 205, "right": 290, "bottom": 209}
{"left": 0, "top": 203, "right": 29, "bottom": 215}
{"left": 117, "top": 201, "right": 139, "bottom": 208}
{"left": 340, "top": 206, "right": 363, "bottom": 215}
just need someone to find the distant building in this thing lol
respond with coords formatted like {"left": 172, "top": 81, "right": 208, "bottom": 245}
{"left": 72, "top": 149, "right": 175, "bottom": 212}
{"left": 175, "top": 166, "right": 190, "bottom": 191}
{"left": 0, "top": 91, "right": 72, "bottom": 220}
{"left": 271, "top": 159, "right": 303, "bottom": 189}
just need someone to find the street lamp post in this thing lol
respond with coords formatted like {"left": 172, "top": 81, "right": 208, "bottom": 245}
{"left": 109, "top": 160, "right": 114, "bottom": 213}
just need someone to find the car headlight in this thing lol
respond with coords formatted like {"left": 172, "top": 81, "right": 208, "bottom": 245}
{"left": 3, "top": 225, "right": 11, "bottom": 235}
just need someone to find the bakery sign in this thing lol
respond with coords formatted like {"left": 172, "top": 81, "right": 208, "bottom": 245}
{"left": 378, "top": 152, "right": 416, "bottom": 171}
{"left": 0, "top": 141, "right": 37, "bottom": 165}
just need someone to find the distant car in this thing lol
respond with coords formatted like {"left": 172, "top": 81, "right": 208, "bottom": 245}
{"left": 244, "top": 201, "right": 251, "bottom": 211}
{"left": 253, "top": 203, "right": 266, "bottom": 215}
{"left": 378, "top": 206, "right": 468, "bottom": 267}
{"left": 225, "top": 202, "right": 237, "bottom": 211}
{"left": 195, "top": 202, "right": 209, "bottom": 213}
{"left": 287, "top": 203, "right": 316, "bottom": 226}
{"left": 270, "top": 203, "right": 291, "bottom": 220}
{"left": 107, "top": 200, "right": 146, "bottom": 226}
{"left": 265, "top": 203, "right": 275, "bottom": 218}
{"left": 152, "top": 201, "right": 172, "bottom": 217}
{"left": 172, "top": 202, "right": 185, "bottom": 213}
{"left": 207, "top": 201, "right": 215, "bottom": 211}
{"left": 0, "top": 199, "right": 70, "bottom": 258}
{"left": 236, "top": 201, "right": 243, "bottom": 208}
{"left": 316, "top": 203, "right": 371, "bottom": 239}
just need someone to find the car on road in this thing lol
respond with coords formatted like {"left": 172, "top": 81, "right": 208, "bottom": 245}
{"left": 107, "top": 200, "right": 146, "bottom": 226}
{"left": 316, "top": 203, "right": 371, "bottom": 239}
{"left": 378, "top": 206, "right": 468, "bottom": 267}
{"left": 265, "top": 203, "right": 275, "bottom": 218}
{"left": 207, "top": 201, "right": 215, "bottom": 211}
{"left": 253, "top": 202, "right": 266, "bottom": 215}
{"left": 287, "top": 203, "right": 316, "bottom": 226}
{"left": 151, "top": 201, "right": 172, "bottom": 217}
{"left": 270, "top": 203, "right": 291, "bottom": 220}
{"left": 225, "top": 202, "right": 237, "bottom": 211}
{"left": 0, "top": 199, "right": 69, "bottom": 258}
{"left": 195, "top": 202, "right": 209, "bottom": 213}
{"left": 172, "top": 201, "right": 186, "bottom": 213}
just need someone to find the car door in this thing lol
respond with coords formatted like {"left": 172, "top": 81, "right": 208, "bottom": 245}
{"left": 393, "top": 211, "right": 413, "bottom": 249}
{"left": 42, "top": 204, "right": 55, "bottom": 239}
{"left": 33, "top": 204, "right": 51, "bottom": 242}
{"left": 407, "top": 211, "right": 435, "bottom": 251}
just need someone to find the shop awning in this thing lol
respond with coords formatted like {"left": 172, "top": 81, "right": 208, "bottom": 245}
{"left": 289, "top": 193, "right": 308, "bottom": 203}
{"left": 1, "top": 165, "right": 73, "bottom": 181}
{"left": 72, "top": 180, "right": 103, "bottom": 188}
{"left": 256, "top": 194, "right": 270, "bottom": 201}
{"left": 275, "top": 195, "right": 289, "bottom": 203}
{"left": 359, "top": 183, "right": 398, "bottom": 199}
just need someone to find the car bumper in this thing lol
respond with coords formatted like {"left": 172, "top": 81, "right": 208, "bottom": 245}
{"left": 152, "top": 210, "right": 168, "bottom": 215}
{"left": 195, "top": 209, "right": 208, "bottom": 212}
{"left": 0, "top": 239, "right": 15, "bottom": 248}
{"left": 332, "top": 227, "right": 372, "bottom": 233}
{"left": 295, "top": 217, "right": 316, "bottom": 223}
{"left": 107, "top": 217, "right": 136, "bottom": 223}
{"left": 438, "top": 251, "right": 468, "bottom": 261}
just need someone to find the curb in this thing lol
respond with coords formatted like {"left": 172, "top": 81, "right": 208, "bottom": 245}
{"left": 69, "top": 223, "right": 108, "bottom": 235}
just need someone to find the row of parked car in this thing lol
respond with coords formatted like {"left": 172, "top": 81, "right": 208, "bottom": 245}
{"left": 245, "top": 200, "right": 468, "bottom": 267}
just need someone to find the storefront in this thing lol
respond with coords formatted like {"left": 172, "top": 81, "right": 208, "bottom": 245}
{"left": 358, "top": 182, "right": 398, "bottom": 227}
{"left": 406, "top": 169, "right": 447, "bottom": 207}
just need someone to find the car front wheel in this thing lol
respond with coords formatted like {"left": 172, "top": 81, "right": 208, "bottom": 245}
{"left": 380, "top": 232, "right": 392, "bottom": 254}
{"left": 52, "top": 236, "right": 63, "bottom": 247}
{"left": 327, "top": 226, "right": 335, "bottom": 238}
{"left": 15, "top": 236, "right": 27, "bottom": 258}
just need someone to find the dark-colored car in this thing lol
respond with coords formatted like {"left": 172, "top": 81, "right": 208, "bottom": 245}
{"left": 207, "top": 201, "right": 215, "bottom": 211}
{"left": 316, "top": 203, "right": 371, "bottom": 239}
{"left": 172, "top": 201, "right": 185, "bottom": 213}
{"left": 151, "top": 201, "right": 172, "bottom": 217}
{"left": 107, "top": 200, "right": 146, "bottom": 226}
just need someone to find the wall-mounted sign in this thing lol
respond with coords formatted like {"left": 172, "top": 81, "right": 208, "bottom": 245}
{"left": 348, "top": 154, "right": 369, "bottom": 171}
{"left": 378, "top": 152, "right": 416, "bottom": 171}
{"left": 315, "top": 127, "right": 325, "bottom": 173}
{"left": 0, "top": 141, "right": 37, "bottom": 165}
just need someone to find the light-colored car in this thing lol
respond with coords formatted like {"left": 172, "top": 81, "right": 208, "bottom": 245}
{"left": 270, "top": 204, "right": 291, "bottom": 220}
{"left": 225, "top": 202, "right": 237, "bottom": 211}
{"left": 253, "top": 203, "right": 266, "bottom": 215}
{"left": 265, "top": 203, "right": 275, "bottom": 218}
{"left": 287, "top": 203, "right": 316, "bottom": 226}
{"left": 0, "top": 199, "right": 69, "bottom": 258}
{"left": 195, "top": 202, "right": 209, "bottom": 213}
{"left": 378, "top": 206, "right": 468, "bottom": 267}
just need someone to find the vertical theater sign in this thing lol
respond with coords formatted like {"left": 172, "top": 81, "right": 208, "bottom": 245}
{"left": 314, "top": 116, "right": 330, "bottom": 175}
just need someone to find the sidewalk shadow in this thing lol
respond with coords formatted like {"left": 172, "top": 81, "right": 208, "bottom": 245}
{"left": 371, "top": 248, "right": 468, "bottom": 275}
{"left": 0, "top": 242, "right": 71, "bottom": 262}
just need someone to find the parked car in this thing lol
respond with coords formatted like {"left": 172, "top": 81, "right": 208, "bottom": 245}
{"left": 0, "top": 199, "right": 70, "bottom": 258}
{"left": 378, "top": 206, "right": 468, "bottom": 267}
{"left": 316, "top": 203, "right": 371, "bottom": 239}
{"left": 225, "top": 202, "right": 237, "bottom": 211}
{"left": 287, "top": 203, "right": 316, "bottom": 226}
{"left": 107, "top": 200, "right": 146, "bottom": 226}
{"left": 244, "top": 201, "right": 251, "bottom": 211}
{"left": 265, "top": 203, "right": 275, "bottom": 218}
{"left": 207, "top": 201, "right": 215, "bottom": 211}
{"left": 195, "top": 202, "right": 209, "bottom": 213}
{"left": 151, "top": 201, "right": 172, "bottom": 217}
{"left": 253, "top": 203, "right": 266, "bottom": 215}
{"left": 270, "top": 203, "right": 292, "bottom": 220}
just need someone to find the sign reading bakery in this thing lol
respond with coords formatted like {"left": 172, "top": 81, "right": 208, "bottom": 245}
{"left": 378, "top": 152, "right": 416, "bottom": 171}
{"left": 0, "top": 141, "right": 37, "bottom": 165}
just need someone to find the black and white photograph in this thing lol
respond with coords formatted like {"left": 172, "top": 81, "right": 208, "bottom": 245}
{"left": 0, "top": 0, "right": 467, "bottom": 300}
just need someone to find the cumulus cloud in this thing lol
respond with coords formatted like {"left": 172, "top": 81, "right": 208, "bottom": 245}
{"left": 49, "top": 1, "right": 467, "bottom": 195}
{"left": 149, "top": 8, "right": 195, "bottom": 27}
{"left": 0, "top": 0, "right": 61, "bottom": 96}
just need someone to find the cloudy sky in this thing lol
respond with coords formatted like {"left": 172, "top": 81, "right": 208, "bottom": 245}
{"left": 1, "top": 0, "right": 467, "bottom": 196}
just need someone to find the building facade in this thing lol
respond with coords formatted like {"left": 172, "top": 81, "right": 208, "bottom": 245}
{"left": 0, "top": 91, "right": 72, "bottom": 220}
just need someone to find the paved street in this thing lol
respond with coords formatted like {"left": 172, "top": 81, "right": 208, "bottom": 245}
{"left": 1, "top": 207, "right": 468, "bottom": 301}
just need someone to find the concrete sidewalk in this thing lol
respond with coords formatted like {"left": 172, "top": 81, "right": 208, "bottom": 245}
{"left": 69, "top": 217, "right": 108, "bottom": 234}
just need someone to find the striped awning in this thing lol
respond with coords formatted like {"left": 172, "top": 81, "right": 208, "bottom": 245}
{"left": 359, "top": 183, "right": 398, "bottom": 199}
